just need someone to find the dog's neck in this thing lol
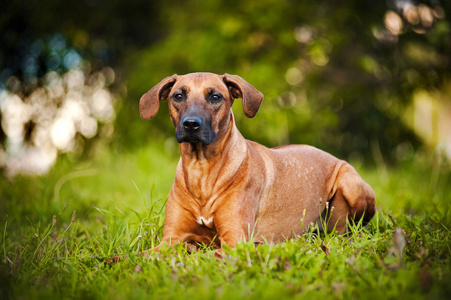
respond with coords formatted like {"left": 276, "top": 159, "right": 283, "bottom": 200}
{"left": 178, "top": 112, "right": 248, "bottom": 202}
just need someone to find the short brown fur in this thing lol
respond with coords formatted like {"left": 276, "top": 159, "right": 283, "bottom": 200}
{"left": 107, "top": 72, "right": 375, "bottom": 262}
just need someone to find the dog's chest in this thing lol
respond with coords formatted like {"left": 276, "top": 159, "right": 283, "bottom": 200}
{"left": 196, "top": 215, "right": 214, "bottom": 229}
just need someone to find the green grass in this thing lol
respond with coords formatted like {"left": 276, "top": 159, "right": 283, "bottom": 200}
{"left": 1, "top": 143, "right": 450, "bottom": 299}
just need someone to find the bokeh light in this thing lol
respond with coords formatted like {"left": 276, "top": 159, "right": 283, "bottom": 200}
{"left": 0, "top": 67, "right": 116, "bottom": 176}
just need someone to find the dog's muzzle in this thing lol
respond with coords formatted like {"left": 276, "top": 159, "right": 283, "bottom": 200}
{"left": 176, "top": 115, "right": 216, "bottom": 145}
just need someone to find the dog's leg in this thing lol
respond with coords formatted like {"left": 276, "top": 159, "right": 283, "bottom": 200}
{"left": 213, "top": 198, "right": 258, "bottom": 247}
{"left": 104, "top": 197, "right": 187, "bottom": 264}
{"left": 104, "top": 237, "right": 188, "bottom": 264}
{"left": 138, "top": 237, "right": 182, "bottom": 256}
{"left": 325, "top": 164, "right": 376, "bottom": 234}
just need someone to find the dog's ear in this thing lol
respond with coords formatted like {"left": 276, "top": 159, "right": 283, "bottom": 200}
{"left": 222, "top": 74, "right": 264, "bottom": 118}
{"left": 139, "top": 74, "right": 178, "bottom": 120}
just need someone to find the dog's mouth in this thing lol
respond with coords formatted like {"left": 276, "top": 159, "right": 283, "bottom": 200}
{"left": 175, "top": 127, "right": 217, "bottom": 145}
{"left": 175, "top": 111, "right": 217, "bottom": 145}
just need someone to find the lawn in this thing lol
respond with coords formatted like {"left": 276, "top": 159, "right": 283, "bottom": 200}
{"left": 1, "top": 142, "right": 450, "bottom": 299}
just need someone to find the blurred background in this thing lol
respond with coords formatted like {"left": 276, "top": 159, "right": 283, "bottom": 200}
{"left": 1, "top": 0, "right": 450, "bottom": 177}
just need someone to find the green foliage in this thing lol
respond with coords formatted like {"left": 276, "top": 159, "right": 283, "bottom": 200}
{"left": 118, "top": 0, "right": 451, "bottom": 162}
{"left": 1, "top": 145, "right": 450, "bottom": 299}
{"left": 2, "top": 0, "right": 451, "bottom": 165}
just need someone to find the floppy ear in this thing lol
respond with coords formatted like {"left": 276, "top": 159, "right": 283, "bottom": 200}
{"left": 139, "top": 74, "right": 178, "bottom": 120}
{"left": 222, "top": 74, "right": 264, "bottom": 118}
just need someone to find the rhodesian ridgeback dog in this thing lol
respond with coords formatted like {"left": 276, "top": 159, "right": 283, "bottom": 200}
{"left": 107, "top": 72, "right": 375, "bottom": 262}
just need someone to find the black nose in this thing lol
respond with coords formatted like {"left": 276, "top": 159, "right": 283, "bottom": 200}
{"left": 182, "top": 117, "right": 202, "bottom": 131}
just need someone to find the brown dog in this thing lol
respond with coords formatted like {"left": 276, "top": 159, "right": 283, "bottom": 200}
{"left": 109, "top": 72, "right": 375, "bottom": 262}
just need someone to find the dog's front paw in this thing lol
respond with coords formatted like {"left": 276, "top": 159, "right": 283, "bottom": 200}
{"left": 104, "top": 255, "right": 125, "bottom": 264}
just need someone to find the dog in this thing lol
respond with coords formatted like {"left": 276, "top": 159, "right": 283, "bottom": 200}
{"left": 107, "top": 72, "right": 375, "bottom": 262}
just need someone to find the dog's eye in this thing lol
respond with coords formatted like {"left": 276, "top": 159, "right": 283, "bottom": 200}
{"left": 211, "top": 94, "right": 222, "bottom": 102}
{"left": 173, "top": 93, "right": 184, "bottom": 101}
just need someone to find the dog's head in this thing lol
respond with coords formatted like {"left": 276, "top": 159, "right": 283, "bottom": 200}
{"left": 139, "top": 72, "right": 263, "bottom": 145}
